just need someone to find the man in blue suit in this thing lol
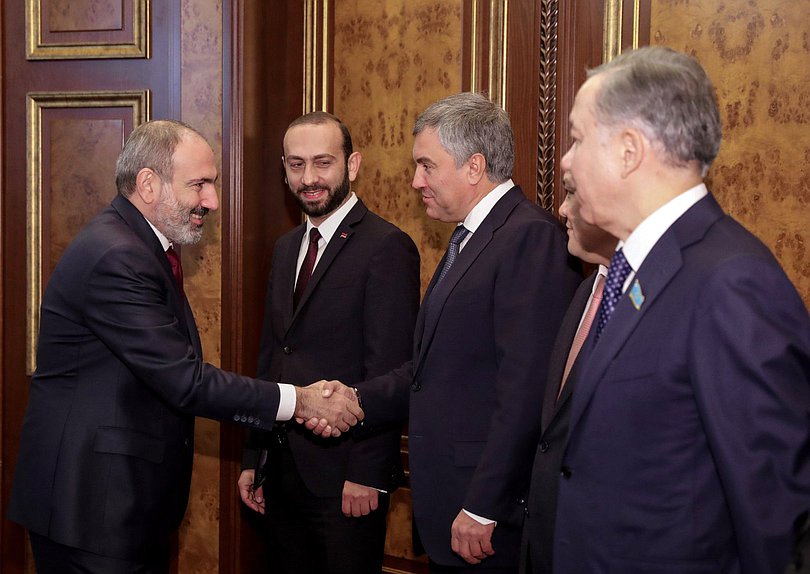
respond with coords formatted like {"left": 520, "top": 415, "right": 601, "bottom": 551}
{"left": 553, "top": 46, "right": 810, "bottom": 573}
{"left": 318, "top": 92, "right": 581, "bottom": 573}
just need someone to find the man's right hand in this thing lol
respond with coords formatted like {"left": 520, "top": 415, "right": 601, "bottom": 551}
{"left": 238, "top": 469, "right": 265, "bottom": 514}
{"left": 293, "top": 380, "right": 363, "bottom": 438}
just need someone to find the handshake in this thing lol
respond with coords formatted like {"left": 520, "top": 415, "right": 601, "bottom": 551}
{"left": 293, "top": 380, "right": 362, "bottom": 437}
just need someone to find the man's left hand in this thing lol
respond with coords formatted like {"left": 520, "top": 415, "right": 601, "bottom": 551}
{"left": 450, "top": 510, "right": 496, "bottom": 564}
{"left": 341, "top": 480, "right": 379, "bottom": 517}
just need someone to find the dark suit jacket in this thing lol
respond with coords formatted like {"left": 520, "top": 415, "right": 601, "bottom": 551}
{"left": 8, "top": 195, "right": 282, "bottom": 561}
{"left": 243, "top": 199, "right": 420, "bottom": 495}
{"left": 359, "top": 186, "right": 581, "bottom": 568}
{"left": 520, "top": 271, "right": 599, "bottom": 574}
{"left": 554, "top": 194, "right": 810, "bottom": 574}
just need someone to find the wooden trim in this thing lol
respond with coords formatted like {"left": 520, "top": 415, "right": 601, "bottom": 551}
{"left": 26, "top": 0, "right": 150, "bottom": 60}
{"left": 25, "top": 91, "right": 149, "bottom": 375}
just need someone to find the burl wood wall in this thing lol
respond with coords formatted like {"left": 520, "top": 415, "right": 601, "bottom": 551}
{"left": 653, "top": 0, "right": 810, "bottom": 307}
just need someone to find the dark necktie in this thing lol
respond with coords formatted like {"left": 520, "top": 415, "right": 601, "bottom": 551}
{"left": 595, "top": 248, "right": 632, "bottom": 341}
{"left": 559, "top": 274, "right": 604, "bottom": 398}
{"left": 166, "top": 246, "right": 184, "bottom": 296}
{"left": 293, "top": 227, "right": 321, "bottom": 310}
{"left": 436, "top": 225, "right": 470, "bottom": 285}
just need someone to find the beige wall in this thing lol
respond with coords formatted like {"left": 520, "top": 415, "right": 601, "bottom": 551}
{"left": 178, "top": 1, "right": 223, "bottom": 572}
{"left": 652, "top": 0, "right": 810, "bottom": 307}
{"left": 334, "top": 0, "right": 464, "bottom": 292}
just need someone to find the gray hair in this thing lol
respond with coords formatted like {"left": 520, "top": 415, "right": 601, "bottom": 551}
{"left": 413, "top": 92, "right": 514, "bottom": 183}
{"left": 587, "top": 46, "right": 721, "bottom": 175}
{"left": 115, "top": 119, "right": 203, "bottom": 197}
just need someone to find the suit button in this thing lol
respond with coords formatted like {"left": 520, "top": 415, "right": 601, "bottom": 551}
{"left": 283, "top": 346, "right": 292, "bottom": 355}
{"left": 411, "top": 382, "right": 421, "bottom": 392}
{"left": 524, "top": 507, "right": 530, "bottom": 517}
{"left": 240, "top": 415, "right": 247, "bottom": 422}
{"left": 184, "top": 438, "right": 189, "bottom": 447}
{"left": 560, "top": 466, "right": 572, "bottom": 479}
{"left": 233, "top": 414, "right": 240, "bottom": 422}
{"left": 247, "top": 416, "right": 254, "bottom": 424}
{"left": 539, "top": 441, "right": 549, "bottom": 453}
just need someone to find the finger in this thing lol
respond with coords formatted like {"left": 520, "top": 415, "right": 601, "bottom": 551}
{"left": 342, "top": 496, "right": 351, "bottom": 516}
{"left": 330, "top": 427, "right": 342, "bottom": 438}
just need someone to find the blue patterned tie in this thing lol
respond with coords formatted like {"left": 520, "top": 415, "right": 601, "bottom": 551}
{"left": 595, "top": 248, "right": 632, "bottom": 341}
{"left": 436, "top": 225, "right": 470, "bottom": 285}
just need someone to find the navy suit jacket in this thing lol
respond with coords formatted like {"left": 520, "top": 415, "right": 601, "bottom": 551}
{"left": 9, "top": 195, "right": 282, "bottom": 560}
{"left": 554, "top": 194, "right": 810, "bottom": 574}
{"left": 243, "top": 199, "right": 420, "bottom": 495}
{"left": 360, "top": 186, "right": 581, "bottom": 568}
{"left": 521, "top": 271, "right": 598, "bottom": 574}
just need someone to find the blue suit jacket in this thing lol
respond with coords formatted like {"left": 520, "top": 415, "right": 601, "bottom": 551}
{"left": 554, "top": 194, "right": 810, "bottom": 574}
{"left": 360, "top": 186, "right": 581, "bottom": 567}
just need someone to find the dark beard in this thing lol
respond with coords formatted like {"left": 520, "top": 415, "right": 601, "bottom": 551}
{"left": 293, "top": 168, "right": 351, "bottom": 218}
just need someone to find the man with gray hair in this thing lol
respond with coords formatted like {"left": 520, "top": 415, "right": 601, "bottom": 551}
{"left": 318, "top": 92, "right": 580, "bottom": 572}
{"left": 8, "top": 119, "right": 362, "bottom": 573}
{"left": 553, "top": 46, "right": 810, "bottom": 573}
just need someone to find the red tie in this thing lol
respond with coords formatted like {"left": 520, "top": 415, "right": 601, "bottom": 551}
{"left": 559, "top": 274, "right": 604, "bottom": 399}
{"left": 293, "top": 228, "right": 321, "bottom": 310}
{"left": 166, "top": 246, "right": 184, "bottom": 296}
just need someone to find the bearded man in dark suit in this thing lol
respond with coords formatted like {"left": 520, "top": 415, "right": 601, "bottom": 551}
{"left": 8, "top": 120, "right": 361, "bottom": 574}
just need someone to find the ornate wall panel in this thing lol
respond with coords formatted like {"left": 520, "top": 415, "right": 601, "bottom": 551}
{"left": 27, "top": 0, "right": 149, "bottom": 59}
{"left": 176, "top": 1, "right": 224, "bottom": 573}
{"left": 26, "top": 91, "right": 149, "bottom": 374}
{"left": 652, "top": 0, "right": 810, "bottom": 307}
{"left": 334, "top": 0, "right": 463, "bottom": 294}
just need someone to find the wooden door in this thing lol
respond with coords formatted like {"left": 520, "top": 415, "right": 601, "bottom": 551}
{"left": 1, "top": 2, "right": 180, "bottom": 571}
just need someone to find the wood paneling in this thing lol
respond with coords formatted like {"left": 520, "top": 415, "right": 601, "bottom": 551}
{"left": 218, "top": 1, "right": 306, "bottom": 572}
{"left": 27, "top": 0, "right": 148, "bottom": 59}
{"left": 1, "top": 1, "right": 178, "bottom": 571}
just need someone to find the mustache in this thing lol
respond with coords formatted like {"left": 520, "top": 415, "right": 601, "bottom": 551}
{"left": 296, "top": 184, "right": 325, "bottom": 193}
{"left": 191, "top": 206, "right": 209, "bottom": 217}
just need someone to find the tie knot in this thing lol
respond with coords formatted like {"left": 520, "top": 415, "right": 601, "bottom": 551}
{"left": 449, "top": 225, "right": 469, "bottom": 246}
{"left": 309, "top": 227, "right": 322, "bottom": 244}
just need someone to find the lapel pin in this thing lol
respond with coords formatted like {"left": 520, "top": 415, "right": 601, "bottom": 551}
{"left": 629, "top": 278, "right": 645, "bottom": 310}
{"left": 340, "top": 232, "right": 348, "bottom": 239}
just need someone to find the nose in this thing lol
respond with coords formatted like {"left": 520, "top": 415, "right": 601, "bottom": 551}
{"left": 559, "top": 194, "right": 571, "bottom": 219}
{"left": 411, "top": 168, "right": 424, "bottom": 190}
{"left": 201, "top": 183, "right": 219, "bottom": 212}
{"left": 561, "top": 146, "right": 572, "bottom": 172}
{"left": 301, "top": 162, "right": 318, "bottom": 186}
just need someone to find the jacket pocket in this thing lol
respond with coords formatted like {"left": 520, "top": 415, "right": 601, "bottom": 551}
{"left": 93, "top": 426, "right": 165, "bottom": 463}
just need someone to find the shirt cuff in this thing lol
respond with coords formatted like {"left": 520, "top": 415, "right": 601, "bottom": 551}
{"left": 463, "top": 509, "right": 496, "bottom": 526}
{"left": 276, "top": 383, "right": 296, "bottom": 421}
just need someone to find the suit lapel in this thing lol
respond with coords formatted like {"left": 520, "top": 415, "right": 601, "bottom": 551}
{"left": 290, "top": 200, "right": 368, "bottom": 323}
{"left": 110, "top": 195, "right": 192, "bottom": 337}
{"left": 567, "top": 195, "right": 725, "bottom": 434}
{"left": 281, "top": 225, "right": 306, "bottom": 330}
{"left": 541, "top": 272, "right": 596, "bottom": 431}
{"left": 414, "top": 187, "right": 523, "bottom": 378}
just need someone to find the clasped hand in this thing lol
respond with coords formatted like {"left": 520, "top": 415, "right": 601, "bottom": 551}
{"left": 293, "top": 379, "right": 363, "bottom": 438}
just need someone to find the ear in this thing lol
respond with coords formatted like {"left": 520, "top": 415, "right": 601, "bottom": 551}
{"left": 466, "top": 153, "right": 486, "bottom": 185}
{"left": 347, "top": 151, "right": 362, "bottom": 182}
{"left": 619, "top": 128, "right": 645, "bottom": 178}
{"left": 135, "top": 168, "right": 160, "bottom": 205}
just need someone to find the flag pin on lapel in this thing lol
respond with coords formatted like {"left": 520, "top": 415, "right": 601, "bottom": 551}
{"left": 340, "top": 232, "right": 348, "bottom": 239}
{"left": 629, "top": 278, "right": 645, "bottom": 310}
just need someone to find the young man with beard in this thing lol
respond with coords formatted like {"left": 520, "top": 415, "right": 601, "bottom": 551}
{"left": 238, "top": 112, "right": 420, "bottom": 573}
{"left": 8, "top": 120, "right": 362, "bottom": 574}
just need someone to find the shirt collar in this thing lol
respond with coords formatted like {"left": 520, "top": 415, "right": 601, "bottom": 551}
{"left": 620, "top": 183, "right": 708, "bottom": 273}
{"left": 305, "top": 192, "right": 358, "bottom": 244}
{"left": 461, "top": 179, "right": 514, "bottom": 233}
{"left": 145, "top": 218, "right": 171, "bottom": 251}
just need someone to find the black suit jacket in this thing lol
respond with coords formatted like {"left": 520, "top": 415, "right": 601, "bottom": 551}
{"left": 9, "top": 195, "right": 282, "bottom": 560}
{"left": 520, "top": 272, "right": 598, "bottom": 574}
{"left": 359, "top": 187, "right": 581, "bottom": 568}
{"left": 243, "top": 199, "right": 420, "bottom": 495}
